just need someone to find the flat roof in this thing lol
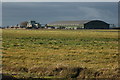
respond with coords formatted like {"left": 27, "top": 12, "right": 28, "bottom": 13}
{"left": 47, "top": 20, "right": 91, "bottom": 25}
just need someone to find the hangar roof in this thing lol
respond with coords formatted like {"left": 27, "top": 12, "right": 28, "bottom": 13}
{"left": 47, "top": 20, "right": 91, "bottom": 25}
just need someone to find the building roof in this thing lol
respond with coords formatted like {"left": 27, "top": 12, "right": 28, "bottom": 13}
{"left": 47, "top": 20, "right": 91, "bottom": 25}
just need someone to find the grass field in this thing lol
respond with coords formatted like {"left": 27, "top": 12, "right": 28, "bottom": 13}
{"left": 2, "top": 29, "right": 119, "bottom": 79}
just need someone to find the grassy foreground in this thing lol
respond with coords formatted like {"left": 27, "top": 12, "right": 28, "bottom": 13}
{"left": 2, "top": 29, "right": 119, "bottom": 79}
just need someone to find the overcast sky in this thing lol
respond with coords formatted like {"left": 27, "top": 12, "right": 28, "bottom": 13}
{"left": 2, "top": 0, "right": 119, "bottom": 2}
{"left": 2, "top": 2, "right": 118, "bottom": 27}
{"left": 0, "top": 2, "right": 2, "bottom": 26}
{"left": 0, "top": 0, "right": 119, "bottom": 26}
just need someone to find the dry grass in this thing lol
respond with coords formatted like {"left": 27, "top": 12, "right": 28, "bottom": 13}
{"left": 2, "top": 29, "right": 119, "bottom": 79}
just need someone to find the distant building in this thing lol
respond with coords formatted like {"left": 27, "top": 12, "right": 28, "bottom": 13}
{"left": 41, "top": 24, "right": 47, "bottom": 28}
{"left": 47, "top": 20, "right": 109, "bottom": 29}
{"left": 27, "top": 20, "right": 41, "bottom": 29}
{"left": 84, "top": 20, "right": 109, "bottom": 29}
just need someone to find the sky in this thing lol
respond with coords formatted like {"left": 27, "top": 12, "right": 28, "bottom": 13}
{"left": 2, "top": 0, "right": 120, "bottom": 2}
{"left": 119, "top": 2, "right": 120, "bottom": 27}
{"left": 2, "top": 2, "right": 119, "bottom": 27}
{"left": 0, "top": 2, "right": 1, "bottom": 26}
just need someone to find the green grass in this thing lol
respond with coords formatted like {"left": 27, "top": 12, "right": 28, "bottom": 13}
{"left": 2, "top": 29, "right": 119, "bottom": 79}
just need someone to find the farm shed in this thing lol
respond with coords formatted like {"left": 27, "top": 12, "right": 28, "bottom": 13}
{"left": 47, "top": 20, "right": 109, "bottom": 29}
{"left": 27, "top": 20, "right": 41, "bottom": 29}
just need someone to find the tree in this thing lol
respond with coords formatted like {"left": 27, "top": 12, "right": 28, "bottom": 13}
{"left": 20, "top": 21, "right": 28, "bottom": 28}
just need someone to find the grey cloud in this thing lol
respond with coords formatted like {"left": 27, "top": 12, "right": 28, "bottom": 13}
{"left": 0, "top": 2, "right": 2, "bottom": 26}
{"left": 2, "top": 2, "right": 118, "bottom": 26}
